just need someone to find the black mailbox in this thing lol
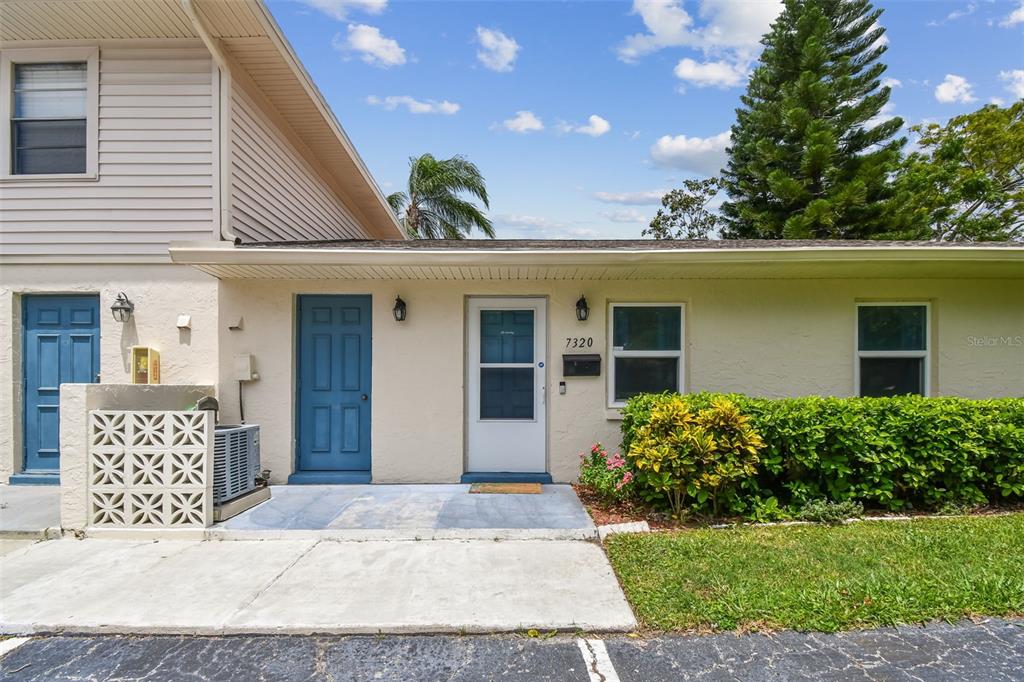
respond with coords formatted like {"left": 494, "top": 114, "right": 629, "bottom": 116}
{"left": 563, "top": 354, "right": 601, "bottom": 377}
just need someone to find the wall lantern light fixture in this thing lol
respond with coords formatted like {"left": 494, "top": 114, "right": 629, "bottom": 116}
{"left": 110, "top": 292, "right": 135, "bottom": 323}
{"left": 575, "top": 295, "right": 589, "bottom": 322}
{"left": 393, "top": 296, "right": 408, "bottom": 322}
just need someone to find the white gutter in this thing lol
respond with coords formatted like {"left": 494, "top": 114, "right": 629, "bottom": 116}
{"left": 180, "top": 0, "right": 239, "bottom": 244}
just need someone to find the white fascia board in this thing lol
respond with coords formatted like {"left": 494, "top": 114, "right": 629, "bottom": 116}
{"left": 168, "top": 241, "right": 1024, "bottom": 268}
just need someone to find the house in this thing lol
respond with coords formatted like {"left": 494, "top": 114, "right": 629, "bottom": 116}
{"left": 2, "top": 1, "right": 1022, "bottom": 489}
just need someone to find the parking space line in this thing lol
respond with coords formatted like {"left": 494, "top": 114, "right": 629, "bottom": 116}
{"left": 577, "top": 638, "right": 620, "bottom": 682}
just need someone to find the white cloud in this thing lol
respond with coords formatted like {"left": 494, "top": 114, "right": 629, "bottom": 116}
{"left": 605, "top": 208, "right": 650, "bottom": 224}
{"left": 617, "top": 0, "right": 783, "bottom": 63}
{"left": 495, "top": 214, "right": 562, "bottom": 229}
{"left": 650, "top": 130, "right": 731, "bottom": 175}
{"left": 674, "top": 58, "right": 746, "bottom": 88}
{"left": 499, "top": 110, "right": 544, "bottom": 133}
{"left": 559, "top": 114, "right": 612, "bottom": 137}
{"left": 365, "top": 95, "right": 459, "bottom": 115}
{"left": 592, "top": 190, "right": 665, "bottom": 205}
{"left": 475, "top": 27, "right": 520, "bottom": 72}
{"left": 927, "top": 3, "right": 976, "bottom": 27}
{"left": 934, "top": 74, "right": 976, "bottom": 103}
{"left": 493, "top": 214, "right": 598, "bottom": 239}
{"left": 297, "top": 0, "right": 387, "bottom": 20}
{"left": 881, "top": 77, "right": 902, "bottom": 89}
{"left": 991, "top": 97, "right": 1007, "bottom": 106}
{"left": 338, "top": 24, "right": 406, "bottom": 68}
{"left": 1000, "top": 1, "right": 1024, "bottom": 27}
{"left": 999, "top": 69, "right": 1024, "bottom": 98}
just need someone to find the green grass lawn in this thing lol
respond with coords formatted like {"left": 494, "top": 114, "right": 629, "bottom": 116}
{"left": 604, "top": 514, "right": 1024, "bottom": 633}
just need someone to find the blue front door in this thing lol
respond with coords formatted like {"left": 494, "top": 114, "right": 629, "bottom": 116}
{"left": 23, "top": 295, "right": 101, "bottom": 474}
{"left": 295, "top": 295, "right": 372, "bottom": 480}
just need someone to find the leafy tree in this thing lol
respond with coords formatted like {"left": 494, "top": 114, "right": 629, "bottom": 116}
{"left": 721, "top": 0, "right": 904, "bottom": 239}
{"left": 645, "top": 178, "right": 722, "bottom": 240}
{"left": 886, "top": 101, "right": 1024, "bottom": 242}
{"left": 387, "top": 154, "right": 495, "bottom": 239}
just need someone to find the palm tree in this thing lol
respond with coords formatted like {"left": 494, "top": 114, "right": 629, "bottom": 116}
{"left": 386, "top": 154, "right": 495, "bottom": 239}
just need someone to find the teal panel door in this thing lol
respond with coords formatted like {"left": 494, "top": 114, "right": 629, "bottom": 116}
{"left": 23, "top": 295, "right": 100, "bottom": 472}
{"left": 296, "top": 295, "right": 372, "bottom": 473}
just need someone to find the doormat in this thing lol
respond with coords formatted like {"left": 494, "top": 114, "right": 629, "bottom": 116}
{"left": 469, "top": 482, "right": 542, "bottom": 494}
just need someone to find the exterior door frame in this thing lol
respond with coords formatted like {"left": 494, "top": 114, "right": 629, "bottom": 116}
{"left": 19, "top": 293, "right": 101, "bottom": 484}
{"left": 464, "top": 296, "right": 549, "bottom": 480}
{"left": 291, "top": 294, "right": 373, "bottom": 484}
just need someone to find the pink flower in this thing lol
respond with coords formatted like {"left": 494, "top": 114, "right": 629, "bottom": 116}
{"left": 591, "top": 444, "right": 601, "bottom": 455}
{"left": 606, "top": 453, "right": 626, "bottom": 470}
{"left": 615, "top": 471, "right": 634, "bottom": 490}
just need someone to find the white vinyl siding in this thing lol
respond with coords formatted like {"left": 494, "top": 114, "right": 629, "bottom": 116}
{"left": 0, "top": 45, "right": 216, "bottom": 261}
{"left": 229, "top": 82, "right": 371, "bottom": 243}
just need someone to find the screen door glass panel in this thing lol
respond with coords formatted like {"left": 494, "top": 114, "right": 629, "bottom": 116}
{"left": 479, "top": 309, "right": 535, "bottom": 420}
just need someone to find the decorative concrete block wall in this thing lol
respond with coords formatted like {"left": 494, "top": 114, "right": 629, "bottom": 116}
{"left": 87, "top": 410, "right": 214, "bottom": 528}
{"left": 60, "top": 384, "right": 215, "bottom": 530}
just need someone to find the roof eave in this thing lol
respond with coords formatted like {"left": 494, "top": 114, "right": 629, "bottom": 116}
{"left": 169, "top": 240, "right": 1024, "bottom": 267}
{"left": 241, "top": 0, "right": 405, "bottom": 240}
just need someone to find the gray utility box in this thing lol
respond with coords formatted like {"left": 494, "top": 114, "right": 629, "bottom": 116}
{"left": 213, "top": 424, "right": 260, "bottom": 505}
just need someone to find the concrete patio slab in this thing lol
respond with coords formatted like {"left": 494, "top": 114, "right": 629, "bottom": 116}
{"left": 208, "top": 484, "right": 597, "bottom": 541}
{"left": 0, "top": 538, "right": 637, "bottom": 635}
{"left": 228, "top": 539, "right": 633, "bottom": 633}
{"left": 0, "top": 485, "right": 61, "bottom": 538}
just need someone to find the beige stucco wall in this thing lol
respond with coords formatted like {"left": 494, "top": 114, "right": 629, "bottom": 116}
{"left": 216, "top": 277, "right": 1024, "bottom": 485}
{"left": 0, "top": 264, "right": 219, "bottom": 482}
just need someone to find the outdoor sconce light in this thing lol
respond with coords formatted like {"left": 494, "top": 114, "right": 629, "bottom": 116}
{"left": 110, "top": 292, "right": 135, "bottom": 323}
{"left": 575, "top": 295, "right": 589, "bottom": 322}
{"left": 393, "top": 296, "right": 407, "bottom": 322}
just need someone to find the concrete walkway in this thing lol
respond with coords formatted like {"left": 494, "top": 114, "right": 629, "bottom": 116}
{"left": 0, "top": 537, "right": 637, "bottom": 635}
{"left": 0, "top": 486, "right": 60, "bottom": 539}
{"left": 210, "top": 484, "right": 596, "bottom": 540}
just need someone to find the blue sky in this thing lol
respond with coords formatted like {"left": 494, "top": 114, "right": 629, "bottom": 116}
{"left": 267, "top": 0, "right": 1024, "bottom": 239}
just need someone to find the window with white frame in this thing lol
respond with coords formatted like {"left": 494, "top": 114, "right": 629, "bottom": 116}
{"left": 2, "top": 48, "right": 97, "bottom": 178}
{"left": 856, "top": 303, "right": 930, "bottom": 397}
{"left": 609, "top": 303, "right": 684, "bottom": 407}
{"left": 12, "top": 62, "right": 87, "bottom": 174}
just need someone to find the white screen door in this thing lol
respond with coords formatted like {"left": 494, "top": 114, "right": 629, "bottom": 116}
{"left": 466, "top": 297, "right": 546, "bottom": 473}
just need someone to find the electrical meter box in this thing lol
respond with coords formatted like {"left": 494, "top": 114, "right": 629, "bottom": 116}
{"left": 131, "top": 346, "right": 161, "bottom": 385}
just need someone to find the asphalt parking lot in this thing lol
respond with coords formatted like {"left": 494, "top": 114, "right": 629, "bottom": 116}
{"left": 2, "top": 619, "right": 1022, "bottom": 681}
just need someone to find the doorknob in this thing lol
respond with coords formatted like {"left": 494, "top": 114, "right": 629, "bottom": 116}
{"left": 361, "top": 394, "right": 368, "bottom": 401}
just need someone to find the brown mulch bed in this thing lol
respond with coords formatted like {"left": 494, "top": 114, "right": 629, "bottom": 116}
{"left": 572, "top": 484, "right": 687, "bottom": 530}
{"left": 572, "top": 484, "right": 1024, "bottom": 530}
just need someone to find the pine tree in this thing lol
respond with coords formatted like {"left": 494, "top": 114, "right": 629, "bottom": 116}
{"left": 720, "top": 0, "right": 904, "bottom": 239}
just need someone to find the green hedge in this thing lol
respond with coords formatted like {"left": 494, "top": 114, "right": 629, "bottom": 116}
{"left": 620, "top": 393, "right": 1024, "bottom": 512}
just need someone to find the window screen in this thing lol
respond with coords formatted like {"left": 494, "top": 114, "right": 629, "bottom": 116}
{"left": 12, "top": 62, "right": 87, "bottom": 175}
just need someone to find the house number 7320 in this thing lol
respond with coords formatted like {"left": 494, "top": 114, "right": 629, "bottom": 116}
{"left": 565, "top": 337, "right": 594, "bottom": 349}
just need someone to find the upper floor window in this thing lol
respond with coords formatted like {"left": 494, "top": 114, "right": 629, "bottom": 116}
{"left": 12, "top": 62, "right": 87, "bottom": 175}
{"left": 609, "top": 303, "right": 685, "bottom": 407}
{"left": 856, "top": 303, "right": 930, "bottom": 397}
{"left": 2, "top": 47, "right": 97, "bottom": 180}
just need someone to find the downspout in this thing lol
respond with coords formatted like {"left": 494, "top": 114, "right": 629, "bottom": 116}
{"left": 181, "top": 0, "right": 239, "bottom": 243}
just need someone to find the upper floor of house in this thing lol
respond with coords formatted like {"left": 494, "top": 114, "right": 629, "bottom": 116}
{"left": 0, "top": 0, "right": 404, "bottom": 264}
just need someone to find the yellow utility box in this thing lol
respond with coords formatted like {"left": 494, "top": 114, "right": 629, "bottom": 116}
{"left": 131, "top": 346, "right": 161, "bottom": 385}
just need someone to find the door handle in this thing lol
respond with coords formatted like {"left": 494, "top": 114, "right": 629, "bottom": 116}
{"left": 361, "top": 394, "right": 368, "bottom": 401}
